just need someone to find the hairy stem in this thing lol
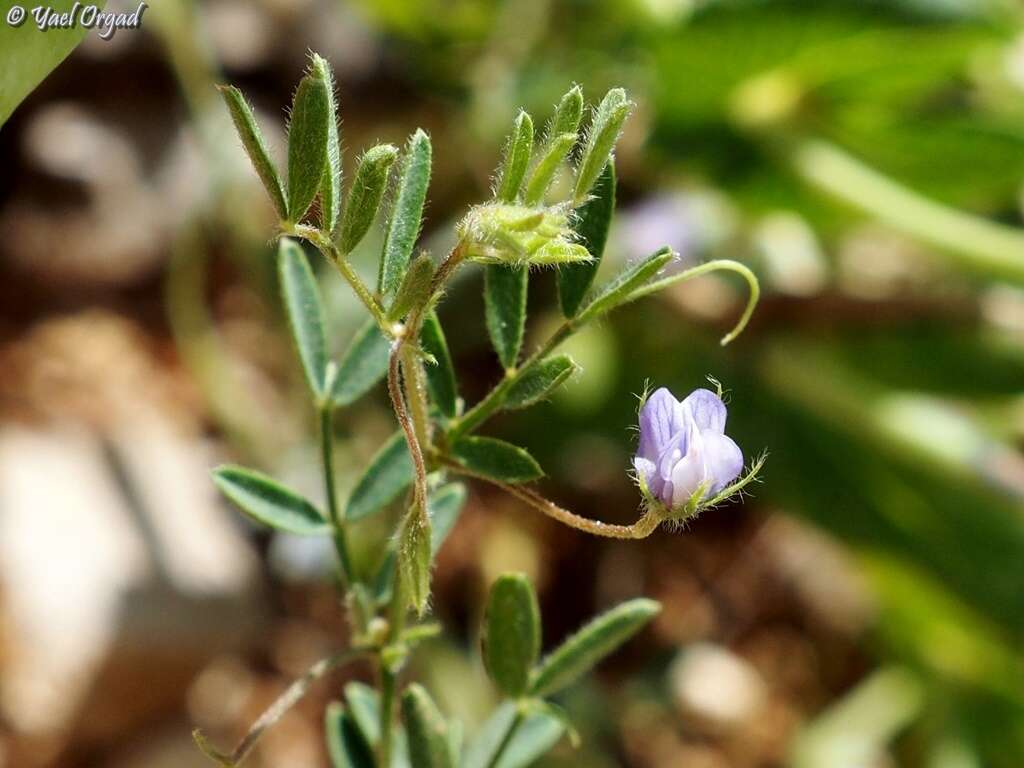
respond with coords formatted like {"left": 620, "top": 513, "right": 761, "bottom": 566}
{"left": 194, "top": 648, "right": 368, "bottom": 767}
{"left": 443, "top": 458, "right": 661, "bottom": 539}
{"left": 284, "top": 223, "right": 392, "bottom": 332}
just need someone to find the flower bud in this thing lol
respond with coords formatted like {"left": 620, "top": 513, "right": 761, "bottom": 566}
{"left": 458, "top": 202, "right": 590, "bottom": 267}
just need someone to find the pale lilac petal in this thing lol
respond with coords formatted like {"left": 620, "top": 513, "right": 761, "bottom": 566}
{"left": 638, "top": 388, "right": 683, "bottom": 461}
{"left": 681, "top": 388, "right": 727, "bottom": 434}
{"left": 633, "top": 457, "right": 657, "bottom": 490}
{"left": 701, "top": 432, "right": 743, "bottom": 494}
{"left": 670, "top": 425, "right": 707, "bottom": 507}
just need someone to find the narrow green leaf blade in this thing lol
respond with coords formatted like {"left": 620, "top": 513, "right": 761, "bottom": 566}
{"left": 332, "top": 318, "right": 391, "bottom": 406}
{"left": 449, "top": 437, "right": 543, "bottom": 484}
{"left": 559, "top": 162, "right": 615, "bottom": 317}
{"left": 523, "top": 133, "right": 576, "bottom": 206}
{"left": 325, "top": 703, "right": 375, "bottom": 768}
{"left": 484, "top": 265, "right": 528, "bottom": 371}
{"left": 574, "top": 88, "right": 633, "bottom": 203}
{"left": 420, "top": 312, "right": 458, "bottom": 418}
{"left": 576, "top": 247, "right": 674, "bottom": 323}
{"left": 218, "top": 85, "right": 288, "bottom": 219}
{"left": 387, "top": 253, "right": 435, "bottom": 322}
{"left": 483, "top": 574, "right": 541, "bottom": 697}
{"left": 311, "top": 54, "right": 342, "bottom": 233}
{"left": 503, "top": 355, "right": 578, "bottom": 410}
{"left": 287, "top": 69, "right": 331, "bottom": 222}
{"left": 339, "top": 144, "right": 399, "bottom": 254}
{"left": 550, "top": 84, "right": 585, "bottom": 138}
{"left": 528, "top": 598, "right": 660, "bottom": 697}
{"left": 496, "top": 111, "right": 534, "bottom": 203}
{"left": 380, "top": 130, "right": 432, "bottom": 295}
{"left": 345, "top": 431, "right": 414, "bottom": 521}
{"left": 401, "top": 684, "right": 453, "bottom": 768}
{"left": 344, "top": 682, "right": 381, "bottom": 745}
{"left": 213, "top": 465, "right": 329, "bottom": 535}
{"left": 278, "top": 238, "right": 328, "bottom": 398}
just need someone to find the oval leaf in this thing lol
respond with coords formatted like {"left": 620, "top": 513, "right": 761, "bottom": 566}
{"left": 528, "top": 598, "right": 660, "bottom": 697}
{"left": 401, "top": 684, "right": 453, "bottom": 768}
{"left": 449, "top": 437, "right": 543, "bottom": 484}
{"left": 325, "top": 703, "right": 375, "bottom": 768}
{"left": 420, "top": 311, "right": 458, "bottom": 418}
{"left": 387, "top": 253, "right": 435, "bottom": 321}
{"left": 485, "top": 265, "right": 528, "bottom": 371}
{"left": 399, "top": 508, "right": 432, "bottom": 615}
{"left": 287, "top": 69, "right": 331, "bottom": 222}
{"left": 504, "top": 355, "right": 578, "bottom": 410}
{"left": 346, "top": 431, "right": 414, "bottom": 521}
{"left": 339, "top": 143, "right": 399, "bottom": 254}
{"left": 483, "top": 574, "right": 541, "bottom": 697}
{"left": 576, "top": 247, "right": 674, "bottom": 323}
{"left": 380, "top": 130, "right": 432, "bottom": 295}
{"left": 559, "top": 162, "right": 615, "bottom": 317}
{"left": 218, "top": 85, "right": 289, "bottom": 219}
{"left": 333, "top": 318, "right": 391, "bottom": 406}
{"left": 278, "top": 238, "right": 328, "bottom": 399}
{"left": 213, "top": 465, "right": 329, "bottom": 535}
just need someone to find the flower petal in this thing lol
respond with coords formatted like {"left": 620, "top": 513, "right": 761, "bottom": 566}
{"left": 638, "top": 387, "right": 683, "bottom": 461}
{"left": 633, "top": 457, "right": 657, "bottom": 491}
{"left": 702, "top": 431, "right": 743, "bottom": 494}
{"left": 670, "top": 424, "right": 707, "bottom": 507}
{"left": 682, "top": 388, "right": 727, "bottom": 434}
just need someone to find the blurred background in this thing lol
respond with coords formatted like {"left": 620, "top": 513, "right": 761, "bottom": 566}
{"left": 3, "top": 0, "right": 1024, "bottom": 765}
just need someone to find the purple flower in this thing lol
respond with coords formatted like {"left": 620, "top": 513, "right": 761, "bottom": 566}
{"left": 634, "top": 387, "right": 743, "bottom": 510}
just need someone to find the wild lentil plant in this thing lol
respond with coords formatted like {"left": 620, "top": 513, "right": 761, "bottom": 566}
{"left": 196, "top": 53, "right": 762, "bottom": 768}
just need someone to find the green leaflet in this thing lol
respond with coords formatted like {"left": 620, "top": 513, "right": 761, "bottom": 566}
{"left": 559, "top": 162, "right": 615, "bottom": 317}
{"left": 462, "top": 703, "right": 565, "bottom": 768}
{"left": 576, "top": 247, "right": 675, "bottom": 323}
{"left": 0, "top": 0, "right": 102, "bottom": 127}
{"left": 213, "top": 465, "right": 329, "bottom": 535}
{"left": 496, "top": 111, "right": 535, "bottom": 203}
{"left": 345, "top": 431, "right": 413, "bottom": 521}
{"left": 401, "top": 685, "right": 453, "bottom": 768}
{"left": 503, "top": 355, "right": 578, "bottom": 410}
{"left": 523, "top": 133, "right": 576, "bottom": 206}
{"left": 420, "top": 312, "right": 458, "bottom": 418}
{"left": 528, "top": 598, "right": 660, "bottom": 697}
{"left": 574, "top": 88, "right": 633, "bottom": 203}
{"left": 332, "top": 318, "right": 390, "bottom": 406}
{"left": 484, "top": 265, "right": 528, "bottom": 370}
{"left": 325, "top": 703, "right": 375, "bottom": 768}
{"left": 523, "top": 85, "right": 583, "bottom": 205}
{"left": 277, "top": 238, "right": 328, "bottom": 399}
{"left": 218, "top": 85, "right": 289, "bottom": 219}
{"left": 311, "top": 54, "right": 343, "bottom": 233}
{"left": 483, "top": 574, "right": 541, "bottom": 697}
{"left": 339, "top": 144, "right": 399, "bottom": 254}
{"left": 387, "top": 253, "right": 435, "bottom": 321}
{"left": 449, "top": 436, "right": 543, "bottom": 484}
{"left": 380, "top": 130, "right": 432, "bottom": 295}
{"left": 287, "top": 68, "right": 332, "bottom": 222}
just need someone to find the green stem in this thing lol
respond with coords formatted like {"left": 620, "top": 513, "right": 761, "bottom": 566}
{"left": 320, "top": 405, "right": 355, "bottom": 587}
{"left": 284, "top": 224, "right": 392, "bottom": 332}
{"left": 486, "top": 707, "right": 525, "bottom": 768}
{"left": 790, "top": 138, "right": 1024, "bottom": 285}
{"left": 442, "top": 458, "right": 662, "bottom": 539}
